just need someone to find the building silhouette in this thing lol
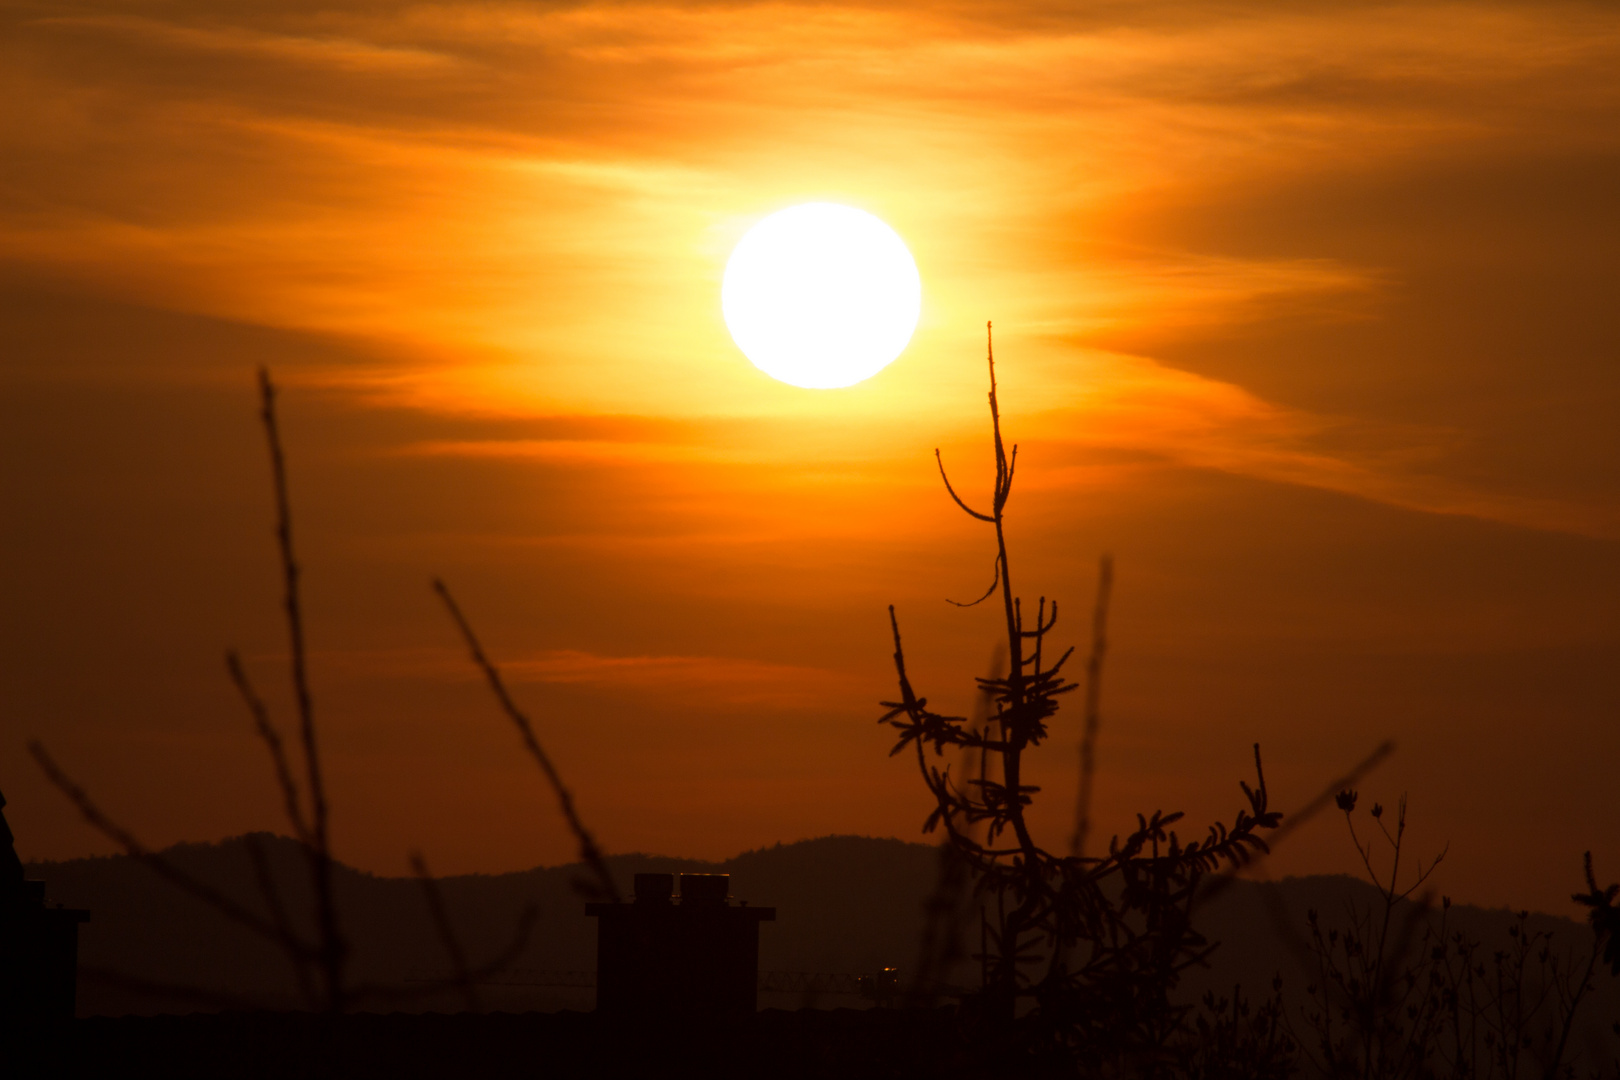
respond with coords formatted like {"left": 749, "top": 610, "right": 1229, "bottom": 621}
{"left": 0, "top": 787, "right": 89, "bottom": 1021}
{"left": 587, "top": 872, "right": 774, "bottom": 1017}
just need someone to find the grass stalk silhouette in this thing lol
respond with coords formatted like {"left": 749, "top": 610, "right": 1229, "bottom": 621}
{"left": 1070, "top": 554, "right": 1111, "bottom": 860}
{"left": 1295, "top": 792, "right": 1618, "bottom": 1080}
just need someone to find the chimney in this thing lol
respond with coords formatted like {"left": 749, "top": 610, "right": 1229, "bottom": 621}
{"left": 0, "top": 788, "right": 90, "bottom": 1022}
{"left": 586, "top": 872, "right": 774, "bottom": 1017}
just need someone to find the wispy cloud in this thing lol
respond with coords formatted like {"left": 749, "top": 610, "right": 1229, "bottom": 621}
{"left": 3, "top": 0, "right": 1618, "bottom": 535}
{"left": 31, "top": 14, "right": 460, "bottom": 72}
{"left": 312, "top": 646, "right": 853, "bottom": 707}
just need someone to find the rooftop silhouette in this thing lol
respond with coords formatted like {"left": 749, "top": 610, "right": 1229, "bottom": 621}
{"left": 1, "top": 786, "right": 89, "bottom": 1025}
{"left": 588, "top": 872, "right": 775, "bottom": 1017}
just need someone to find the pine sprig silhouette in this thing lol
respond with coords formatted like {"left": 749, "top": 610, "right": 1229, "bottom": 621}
{"left": 1575, "top": 851, "right": 1620, "bottom": 977}
{"left": 881, "top": 324, "right": 1285, "bottom": 1071}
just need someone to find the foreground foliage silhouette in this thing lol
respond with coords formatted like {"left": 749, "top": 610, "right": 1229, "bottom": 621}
{"left": 879, "top": 328, "right": 1618, "bottom": 1079}
{"left": 1294, "top": 791, "right": 1619, "bottom": 1080}
{"left": 882, "top": 326, "right": 1293, "bottom": 1076}
{"left": 25, "top": 370, "right": 615, "bottom": 1013}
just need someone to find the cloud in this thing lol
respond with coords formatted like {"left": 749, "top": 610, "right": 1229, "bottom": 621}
{"left": 310, "top": 645, "right": 853, "bottom": 707}
{"left": 31, "top": 13, "right": 459, "bottom": 73}
{"left": 398, "top": 438, "right": 743, "bottom": 467}
{"left": 3, "top": 0, "right": 1618, "bottom": 529}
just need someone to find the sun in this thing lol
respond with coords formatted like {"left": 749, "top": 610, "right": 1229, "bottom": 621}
{"left": 722, "top": 203, "right": 921, "bottom": 389}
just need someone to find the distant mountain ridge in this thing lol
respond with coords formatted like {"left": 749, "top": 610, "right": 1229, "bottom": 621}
{"left": 26, "top": 834, "right": 1617, "bottom": 1028}
{"left": 29, "top": 833, "right": 945, "bottom": 1015}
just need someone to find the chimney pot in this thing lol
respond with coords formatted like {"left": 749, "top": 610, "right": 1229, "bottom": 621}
{"left": 678, "top": 874, "right": 729, "bottom": 905}
{"left": 633, "top": 873, "right": 675, "bottom": 904}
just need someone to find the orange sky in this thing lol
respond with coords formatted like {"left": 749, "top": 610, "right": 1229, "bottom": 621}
{"left": 3, "top": 0, "right": 1618, "bottom": 914}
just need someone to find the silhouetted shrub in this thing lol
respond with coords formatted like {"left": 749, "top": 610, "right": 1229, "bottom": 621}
{"left": 1297, "top": 793, "right": 1618, "bottom": 1080}
{"left": 882, "top": 327, "right": 1291, "bottom": 1077}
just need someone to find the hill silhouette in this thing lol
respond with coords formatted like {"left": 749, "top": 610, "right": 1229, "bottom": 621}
{"left": 27, "top": 833, "right": 1619, "bottom": 1033}
{"left": 29, "top": 834, "right": 944, "bottom": 1014}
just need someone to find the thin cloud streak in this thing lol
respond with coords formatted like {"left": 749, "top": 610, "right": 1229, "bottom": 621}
{"left": 30, "top": 14, "right": 461, "bottom": 72}
{"left": 305, "top": 645, "right": 854, "bottom": 707}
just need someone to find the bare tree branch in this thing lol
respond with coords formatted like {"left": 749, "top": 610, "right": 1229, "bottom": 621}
{"left": 256, "top": 367, "right": 347, "bottom": 1011}
{"left": 227, "top": 651, "right": 310, "bottom": 846}
{"left": 432, "top": 578, "right": 621, "bottom": 904}
{"left": 29, "top": 741, "right": 316, "bottom": 961}
{"left": 244, "top": 832, "right": 318, "bottom": 1009}
{"left": 946, "top": 554, "right": 1002, "bottom": 608}
{"left": 935, "top": 449, "right": 996, "bottom": 523}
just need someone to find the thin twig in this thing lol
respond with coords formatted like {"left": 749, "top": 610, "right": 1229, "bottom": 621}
{"left": 935, "top": 449, "right": 996, "bottom": 523}
{"left": 432, "top": 578, "right": 621, "bottom": 903}
{"left": 29, "top": 742, "right": 315, "bottom": 960}
{"left": 227, "top": 651, "right": 310, "bottom": 845}
{"left": 1198, "top": 740, "right": 1396, "bottom": 906}
{"left": 946, "top": 554, "right": 1002, "bottom": 608}
{"left": 1274, "top": 740, "right": 1396, "bottom": 850}
{"left": 84, "top": 901, "right": 540, "bottom": 1014}
{"left": 256, "top": 367, "right": 347, "bottom": 1010}
{"left": 1071, "top": 554, "right": 1112, "bottom": 858}
{"left": 409, "top": 851, "right": 480, "bottom": 1011}
{"left": 244, "top": 832, "right": 318, "bottom": 1009}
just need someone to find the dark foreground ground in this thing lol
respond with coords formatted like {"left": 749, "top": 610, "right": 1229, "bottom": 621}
{"left": 16, "top": 1007, "right": 967, "bottom": 1079}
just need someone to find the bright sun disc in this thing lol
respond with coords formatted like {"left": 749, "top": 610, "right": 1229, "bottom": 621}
{"left": 722, "top": 203, "right": 921, "bottom": 389}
